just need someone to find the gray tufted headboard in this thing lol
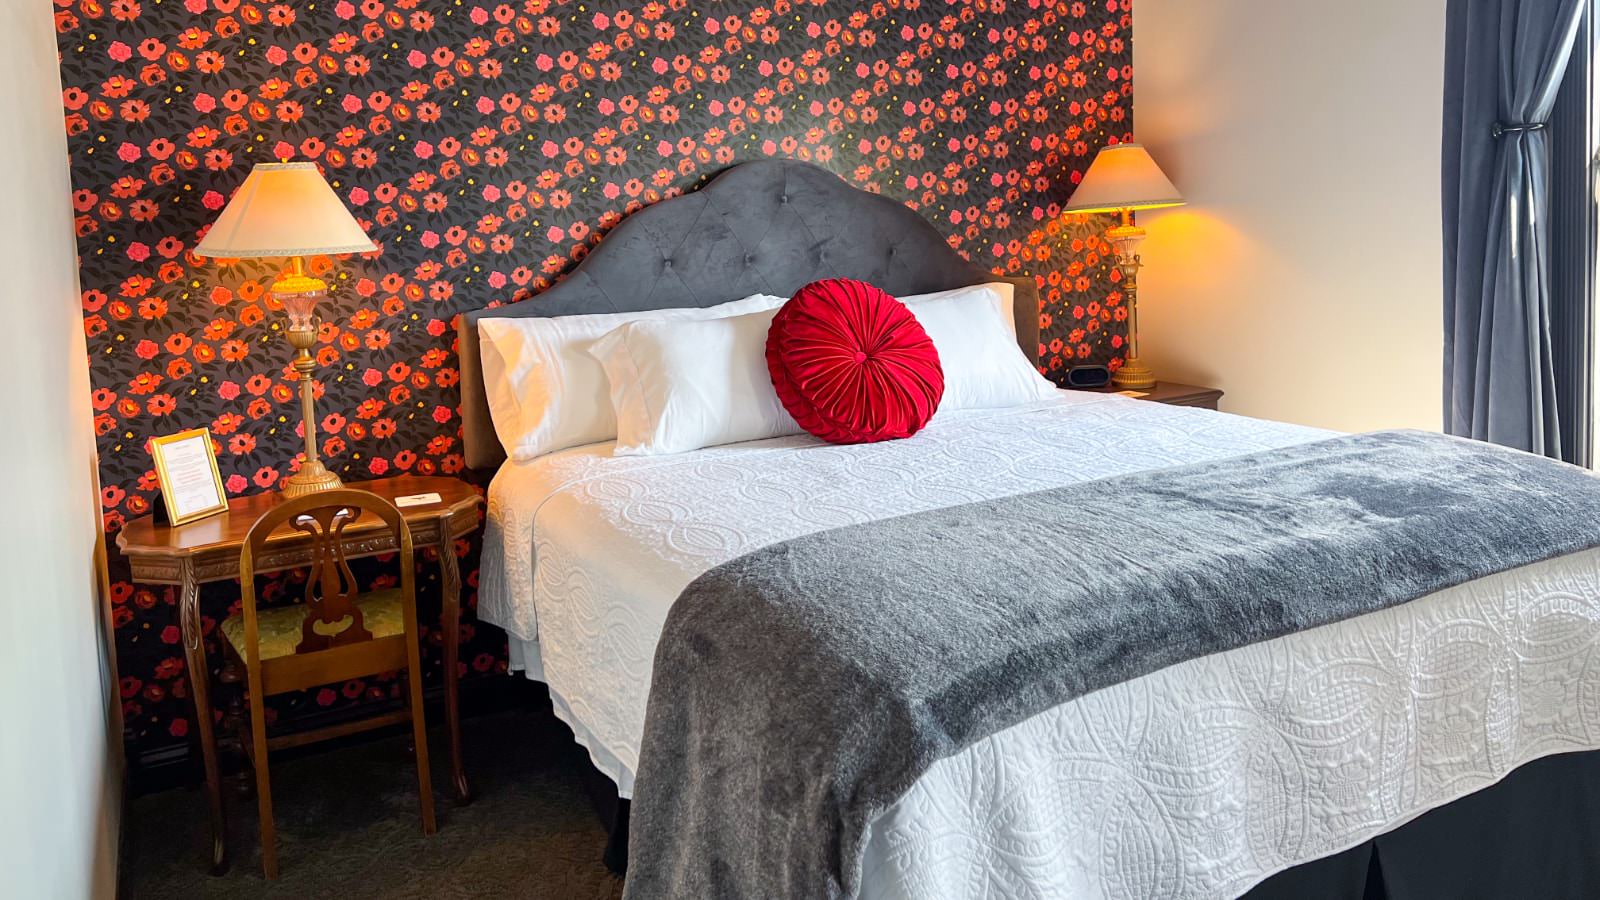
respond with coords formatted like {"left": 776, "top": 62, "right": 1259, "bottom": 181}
{"left": 458, "top": 159, "right": 1041, "bottom": 470}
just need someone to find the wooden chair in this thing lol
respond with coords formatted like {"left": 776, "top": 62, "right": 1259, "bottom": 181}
{"left": 221, "top": 489, "right": 436, "bottom": 878}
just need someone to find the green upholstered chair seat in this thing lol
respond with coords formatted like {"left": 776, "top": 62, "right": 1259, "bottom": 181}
{"left": 221, "top": 589, "right": 405, "bottom": 660}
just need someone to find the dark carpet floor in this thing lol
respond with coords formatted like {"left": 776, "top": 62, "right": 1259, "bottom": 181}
{"left": 119, "top": 695, "right": 625, "bottom": 900}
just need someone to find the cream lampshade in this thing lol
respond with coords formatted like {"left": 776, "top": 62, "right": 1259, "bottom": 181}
{"left": 196, "top": 162, "right": 378, "bottom": 497}
{"left": 1063, "top": 142, "right": 1185, "bottom": 390}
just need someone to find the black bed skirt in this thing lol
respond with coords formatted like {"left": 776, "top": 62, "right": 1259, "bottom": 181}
{"left": 1247, "top": 748, "right": 1600, "bottom": 899}
{"left": 590, "top": 748, "right": 1600, "bottom": 897}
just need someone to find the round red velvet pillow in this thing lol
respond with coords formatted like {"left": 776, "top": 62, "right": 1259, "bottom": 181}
{"left": 766, "top": 279, "right": 944, "bottom": 444}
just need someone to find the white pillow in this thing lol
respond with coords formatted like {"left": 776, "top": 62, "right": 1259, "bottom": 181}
{"left": 589, "top": 307, "right": 801, "bottom": 456}
{"left": 900, "top": 281, "right": 1021, "bottom": 339}
{"left": 900, "top": 283, "right": 1056, "bottom": 412}
{"left": 478, "top": 293, "right": 785, "bottom": 460}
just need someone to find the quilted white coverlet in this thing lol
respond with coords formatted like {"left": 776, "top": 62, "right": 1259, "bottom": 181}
{"left": 479, "top": 392, "right": 1600, "bottom": 898}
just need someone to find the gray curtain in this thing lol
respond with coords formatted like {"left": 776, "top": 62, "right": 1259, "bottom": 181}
{"left": 1549, "top": 9, "right": 1596, "bottom": 466}
{"left": 1443, "top": 0, "right": 1586, "bottom": 457}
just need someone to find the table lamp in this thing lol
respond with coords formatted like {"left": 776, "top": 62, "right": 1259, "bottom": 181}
{"left": 1063, "top": 142, "right": 1185, "bottom": 390}
{"left": 195, "top": 162, "right": 378, "bottom": 497}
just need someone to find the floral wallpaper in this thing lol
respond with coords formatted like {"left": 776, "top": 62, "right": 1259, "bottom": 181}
{"left": 55, "top": 0, "right": 1132, "bottom": 768}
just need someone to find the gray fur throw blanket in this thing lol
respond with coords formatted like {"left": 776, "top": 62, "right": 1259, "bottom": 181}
{"left": 623, "top": 430, "right": 1600, "bottom": 899}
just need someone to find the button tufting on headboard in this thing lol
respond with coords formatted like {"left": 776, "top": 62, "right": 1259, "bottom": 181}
{"left": 457, "top": 159, "right": 1041, "bottom": 470}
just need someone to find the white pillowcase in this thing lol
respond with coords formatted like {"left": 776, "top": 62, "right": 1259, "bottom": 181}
{"left": 589, "top": 307, "right": 801, "bottom": 456}
{"left": 900, "top": 283, "right": 1056, "bottom": 412}
{"left": 477, "top": 293, "right": 785, "bottom": 461}
{"left": 900, "top": 281, "right": 1021, "bottom": 339}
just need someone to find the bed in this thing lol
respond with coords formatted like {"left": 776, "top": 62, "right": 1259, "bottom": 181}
{"left": 459, "top": 160, "right": 1600, "bottom": 898}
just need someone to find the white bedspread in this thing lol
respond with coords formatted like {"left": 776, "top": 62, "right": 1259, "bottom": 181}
{"left": 480, "top": 392, "right": 1600, "bottom": 898}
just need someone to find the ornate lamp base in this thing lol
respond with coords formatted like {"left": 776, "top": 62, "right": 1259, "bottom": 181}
{"left": 1112, "top": 356, "right": 1156, "bottom": 391}
{"left": 275, "top": 258, "right": 343, "bottom": 501}
{"left": 280, "top": 458, "right": 343, "bottom": 498}
{"left": 1106, "top": 214, "right": 1157, "bottom": 393}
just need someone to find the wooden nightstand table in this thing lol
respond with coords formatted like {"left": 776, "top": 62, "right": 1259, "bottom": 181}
{"left": 1087, "top": 380, "right": 1224, "bottom": 410}
{"left": 116, "top": 474, "right": 482, "bottom": 874}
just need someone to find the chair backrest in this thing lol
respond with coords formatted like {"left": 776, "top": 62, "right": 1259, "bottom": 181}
{"left": 237, "top": 489, "right": 414, "bottom": 662}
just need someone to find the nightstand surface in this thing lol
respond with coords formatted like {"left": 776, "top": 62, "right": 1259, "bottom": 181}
{"left": 119, "top": 474, "right": 479, "bottom": 560}
{"left": 1084, "top": 380, "right": 1224, "bottom": 410}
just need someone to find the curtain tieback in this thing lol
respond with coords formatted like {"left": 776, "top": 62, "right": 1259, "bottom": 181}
{"left": 1492, "top": 120, "right": 1548, "bottom": 138}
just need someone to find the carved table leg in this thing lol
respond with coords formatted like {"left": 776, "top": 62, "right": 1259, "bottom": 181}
{"left": 178, "top": 559, "right": 228, "bottom": 874}
{"left": 218, "top": 659, "right": 252, "bottom": 798}
{"left": 437, "top": 527, "right": 471, "bottom": 804}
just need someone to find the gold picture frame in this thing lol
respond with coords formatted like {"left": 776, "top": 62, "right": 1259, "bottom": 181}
{"left": 149, "top": 427, "right": 229, "bottom": 526}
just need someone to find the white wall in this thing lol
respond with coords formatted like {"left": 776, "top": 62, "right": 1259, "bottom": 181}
{"left": 0, "top": 2, "right": 122, "bottom": 897}
{"left": 1133, "top": 0, "right": 1447, "bottom": 432}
